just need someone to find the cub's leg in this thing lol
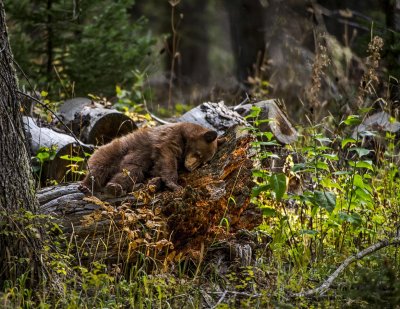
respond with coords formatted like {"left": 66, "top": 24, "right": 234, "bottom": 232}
{"left": 152, "top": 152, "right": 181, "bottom": 191}
{"left": 105, "top": 163, "right": 146, "bottom": 196}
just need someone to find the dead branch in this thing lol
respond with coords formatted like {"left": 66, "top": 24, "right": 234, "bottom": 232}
{"left": 293, "top": 237, "right": 400, "bottom": 298}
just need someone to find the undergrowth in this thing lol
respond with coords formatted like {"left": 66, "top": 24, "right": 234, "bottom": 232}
{"left": 1, "top": 34, "right": 400, "bottom": 309}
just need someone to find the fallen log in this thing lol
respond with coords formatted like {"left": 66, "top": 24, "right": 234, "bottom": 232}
{"left": 178, "top": 100, "right": 298, "bottom": 144}
{"left": 178, "top": 101, "right": 248, "bottom": 134}
{"left": 58, "top": 97, "right": 137, "bottom": 145}
{"left": 235, "top": 99, "right": 298, "bottom": 145}
{"left": 38, "top": 126, "right": 262, "bottom": 264}
{"left": 351, "top": 111, "right": 400, "bottom": 163}
{"left": 23, "top": 116, "right": 92, "bottom": 182}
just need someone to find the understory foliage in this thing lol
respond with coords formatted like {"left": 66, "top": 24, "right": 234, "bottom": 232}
{"left": 4, "top": 0, "right": 154, "bottom": 97}
{"left": 1, "top": 21, "right": 400, "bottom": 309}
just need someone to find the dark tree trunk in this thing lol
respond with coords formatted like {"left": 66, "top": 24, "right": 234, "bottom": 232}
{"left": 0, "top": 1, "right": 44, "bottom": 285}
{"left": 382, "top": 0, "right": 400, "bottom": 106}
{"left": 223, "top": 0, "right": 266, "bottom": 91}
{"left": 176, "top": 0, "right": 210, "bottom": 88}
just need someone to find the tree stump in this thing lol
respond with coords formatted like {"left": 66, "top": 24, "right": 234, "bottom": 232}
{"left": 37, "top": 126, "right": 262, "bottom": 263}
{"left": 58, "top": 97, "right": 137, "bottom": 145}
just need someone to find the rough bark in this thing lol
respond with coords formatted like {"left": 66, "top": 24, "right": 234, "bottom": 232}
{"left": 37, "top": 126, "right": 262, "bottom": 263}
{"left": 0, "top": 1, "right": 43, "bottom": 285}
{"left": 58, "top": 97, "right": 137, "bottom": 145}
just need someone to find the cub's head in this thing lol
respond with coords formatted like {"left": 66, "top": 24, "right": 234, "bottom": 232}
{"left": 184, "top": 129, "right": 224, "bottom": 172}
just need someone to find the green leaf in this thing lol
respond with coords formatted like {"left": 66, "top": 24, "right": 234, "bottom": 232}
{"left": 299, "top": 229, "right": 318, "bottom": 236}
{"left": 349, "top": 147, "right": 372, "bottom": 158}
{"left": 269, "top": 173, "right": 287, "bottom": 202}
{"left": 245, "top": 106, "right": 261, "bottom": 119}
{"left": 348, "top": 160, "right": 374, "bottom": 171}
{"left": 40, "top": 90, "right": 48, "bottom": 98}
{"left": 341, "top": 138, "right": 356, "bottom": 148}
{"left": 338, "top": 212, "right": 362, "bottom": 225}
{"left": 313, "top": 190, "right": 336, "bottom": 213}
{"left": 352, "top": 174, "right": 365, "bottom": 189}
{"left": 261, "top": 207, "right": 277, "bottom": 217}
{"left": 36, "top": 152, "right": 50, "bottom": 163}
{"left": 316, "top": 161, "right": 329, "bottom": 171}
{"left": 341, "top": 115, "right": 362, "bottom": 126}
{"left": 251, "top": 185, "right": 269, "bottom": 198}
{"left": 322, "top": 153, "right": 338, "bottom": 160}
{"left": 315, "top": 137, "right": 332, "bottom": 144}
{"left": 60, "top": 155, "right": 84, "bottom": 162}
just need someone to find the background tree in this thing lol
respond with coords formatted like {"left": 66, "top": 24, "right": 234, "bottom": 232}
{"left": 4, "top": 0, "right": 154, "bottom": 97}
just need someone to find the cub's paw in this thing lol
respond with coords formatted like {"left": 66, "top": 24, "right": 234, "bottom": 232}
{"left": 165, "top": 181, "right": 183, "bottom": 192}
{"left": 78, "top": 183, "right": 92, "bottom": 196}
{"left": 105, "top": 182, "right": 125, "bottom": 197}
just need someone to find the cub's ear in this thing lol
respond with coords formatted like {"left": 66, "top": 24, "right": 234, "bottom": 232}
{"left": 203, "top": 130, "right": 218, "bottom": 143}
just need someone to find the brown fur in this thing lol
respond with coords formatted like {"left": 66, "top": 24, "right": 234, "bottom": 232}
{"left": 81, "top": 122, "right": 223, "bottom": 195}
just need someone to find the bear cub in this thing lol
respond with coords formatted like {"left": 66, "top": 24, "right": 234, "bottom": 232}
{"left": 81, "top": 122, "right": 223, "bottom": 196}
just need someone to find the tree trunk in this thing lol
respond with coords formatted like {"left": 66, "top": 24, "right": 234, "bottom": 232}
{"left": 0, "top": 1, "right": 44, "bottom": 285}
{"left": 382, "top": 0, "right": 400, "bottom": 106}
{"left": 223, "top": 0, "right": 266, "bottom": 91}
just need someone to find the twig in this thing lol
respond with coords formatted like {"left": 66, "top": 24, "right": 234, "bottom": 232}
{"left": 212, "top": 290, "right": 227, "bottom": 309}
{"left": 233, "top": 92, "right": 250, "bottom": 111}
{"left": 292, "top": 237, "right": 400, "bottom": 298}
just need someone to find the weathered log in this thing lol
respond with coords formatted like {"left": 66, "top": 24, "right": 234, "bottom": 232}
{"left": 235, "top": 100, "right": 298, "bottom": 145}
{"left": 58, "top": 97, "right": 137, "bottom": 145}
{"left": 178, "top": 101, "right": 248, "bottom": 134}
{"left": 23, "top": 116, "right": 92, "bottom": 182}
{"left": 351, "top": 111, "right": 400, "bottom": 163}
{"left": 38, "top": 126, "right": 262, "bottom": 263}
{"left": 352, "top": 111, "right": 400, "bottom": 139}
{"left": 178, "top": 100, "right": 298, "bottom": 144}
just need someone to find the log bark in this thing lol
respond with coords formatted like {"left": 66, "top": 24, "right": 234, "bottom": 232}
{"left": 58, "top": 97, "right": 137, "bottom": 145}
{"left": 38, "top": 126, "right": 262, "bottom": 263}
{"left": 23, "top": 116, "right": 92, "bottom": 182}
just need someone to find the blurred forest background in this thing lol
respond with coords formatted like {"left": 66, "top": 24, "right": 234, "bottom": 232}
{"left": 5, "top": 0, "right": 400, "bottom": 120}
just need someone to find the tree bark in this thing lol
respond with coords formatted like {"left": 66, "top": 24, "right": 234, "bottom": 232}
{"left": 0, "top": 0, "right": 44, "bottom": 285}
